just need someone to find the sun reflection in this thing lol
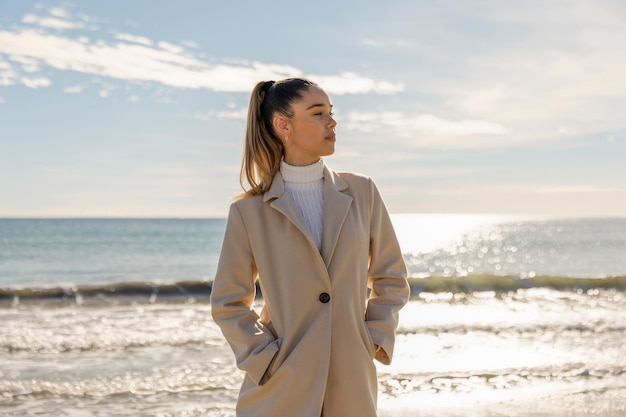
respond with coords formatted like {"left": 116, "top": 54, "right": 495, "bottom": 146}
{"left": 391, "top": 213, "right": 515, "bottom": 255}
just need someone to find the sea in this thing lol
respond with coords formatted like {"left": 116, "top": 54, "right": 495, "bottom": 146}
{"left": 0, "top": 215, "right": 625, "bottom": 417}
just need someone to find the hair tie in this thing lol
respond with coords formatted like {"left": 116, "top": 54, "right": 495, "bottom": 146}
{"left": 262, "top": 80, "right": 275, "bottom": 93}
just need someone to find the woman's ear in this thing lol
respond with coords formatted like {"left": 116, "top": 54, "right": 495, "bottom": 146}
{"left": 272, "top": 116, "right": 291, "bottom": 140}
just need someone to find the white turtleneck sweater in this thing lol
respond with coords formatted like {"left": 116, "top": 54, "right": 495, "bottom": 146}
{"left": 280, "top": 159, "right": 324, "bottom": 251}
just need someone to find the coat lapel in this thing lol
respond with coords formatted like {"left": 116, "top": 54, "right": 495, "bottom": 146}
{"left": 264, "top": 172, "right": 318, "bottom": 250}
{"left": 321, "top": 167, "right": 353, "bottom": 268}
{"left": 263, "top": 166, "right": 353, "bottom": 268}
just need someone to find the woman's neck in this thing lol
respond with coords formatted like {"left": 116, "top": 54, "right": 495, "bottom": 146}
{"left": 280, "top": 159, "right": 324, "bottom": 184}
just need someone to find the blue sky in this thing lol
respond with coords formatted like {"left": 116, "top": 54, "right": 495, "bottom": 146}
{"left": 1, "top": 0, "right": 625, "bottom": 218}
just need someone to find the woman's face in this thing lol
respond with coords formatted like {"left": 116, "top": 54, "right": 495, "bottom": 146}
{"left": 279, "top": 86, "right": 337, "bottom": 166}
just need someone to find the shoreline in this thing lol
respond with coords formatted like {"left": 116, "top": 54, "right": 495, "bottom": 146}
{"left": 1, "top": 275, "right": 624, "bottom": 307}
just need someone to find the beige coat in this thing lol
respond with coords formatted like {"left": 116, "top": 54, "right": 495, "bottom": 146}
{"left": 210, "top": 166, "right": 409, "bottom": 417}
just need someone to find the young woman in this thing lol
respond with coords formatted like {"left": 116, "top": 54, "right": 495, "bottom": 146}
{"left": 210, "top": 78, "right": 409, "bottom": 417}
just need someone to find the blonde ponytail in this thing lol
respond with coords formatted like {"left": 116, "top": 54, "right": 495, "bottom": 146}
{"left": 239, "top": 78, "right": 317, "bottom": 198}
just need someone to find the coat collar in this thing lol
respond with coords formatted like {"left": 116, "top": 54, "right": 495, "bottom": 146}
{"left": 262, "top": 165, "right": 348, "bottom": 202}
{"left": 263, "top": 165, "right": 353, "bottom": 268}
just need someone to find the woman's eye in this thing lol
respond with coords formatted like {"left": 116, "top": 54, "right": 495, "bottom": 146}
{"left": 313, "top": 109, "right": 334, "bottom": 116}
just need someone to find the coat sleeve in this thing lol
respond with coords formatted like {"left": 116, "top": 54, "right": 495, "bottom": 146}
{"left": 365, "top": 178, "right": 410, "bottom": 365}
{"left": 210, "top": 203, "right": 279, "bottom": 385}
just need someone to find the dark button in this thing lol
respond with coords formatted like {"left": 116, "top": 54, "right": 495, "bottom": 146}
{"left": 319, "top": 292, "right": 330, "bottom": 303}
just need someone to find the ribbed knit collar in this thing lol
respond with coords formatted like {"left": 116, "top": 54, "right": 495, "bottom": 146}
{"left": 280, "top": 159, "right": 324, "bottom": 184}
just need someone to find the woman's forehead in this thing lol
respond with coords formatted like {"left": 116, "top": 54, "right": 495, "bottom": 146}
{"left": 298, "top": 86, "right": 331, "bottom": 106}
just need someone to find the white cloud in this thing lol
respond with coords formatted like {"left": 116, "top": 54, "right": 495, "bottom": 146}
{"left": 21, "top": 76, "right": 51, "bottom": 88}
{"left": 355, "top": 3, "right": 626, "bottom": 149}
{"left": 8, "top": 55, "right": 38, "bottom": 66}
{"left": 21, "top": 14, "right": 85, "bottom": 30}
{"left": 408, "top": 114, "right": 507, "bottom": 135}
{"left": 181, "top": 40, "right": 199, "bottom": 49}
{"left": 158, "top": 41, "right": 184, "bottom": 54}
{"left": 342, "top": 111, "right": 507, "bottom": 136}
{"left": 115, "top": 33, "right": 153, "bottom": 46}
{"left": 21, "top": 63, "right": 40, "bottom": 73}
{"left": 0, "top": 96, "right": 4, "bottom": 104}
{"left": 312, "top": 72, "right": 404, "bottom": 94}
{"left": 49, "top": 7, "right": 70, "bottom": 19}
{"left": 9, "top": 54, "right": 41, "bottom": 73}
{"left": 0, "top": 22, "right": 403, "bottom": 96}
{"left": 0, "top": 60, "right": 17, "bottom": 85}
{"left": 0, "top": 74, "right": 15, "bottom": 85}
{"left": 195, "top": 108, "right": 248, "bottom": 121}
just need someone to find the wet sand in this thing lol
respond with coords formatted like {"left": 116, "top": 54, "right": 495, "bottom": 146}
{"left": 378, "top": 386, "right": 626, "bottom": 416}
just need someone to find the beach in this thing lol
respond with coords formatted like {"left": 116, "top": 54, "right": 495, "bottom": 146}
{"left": 1, "top": 287, "right": 624, "bottom": 416}
{"left": 1, "top": 217, "right": 625, "bottom": 416}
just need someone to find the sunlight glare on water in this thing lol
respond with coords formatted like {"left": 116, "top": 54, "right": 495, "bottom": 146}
{"left": 391, "top": 213, "right": 515, "bottom": 255}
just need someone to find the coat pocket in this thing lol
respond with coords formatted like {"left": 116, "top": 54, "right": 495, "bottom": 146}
{"left": 363, "top": 322, "right": 377, "bottom": 358}
{"left": 259, "top": 338, "right": 282, "bottom": 385}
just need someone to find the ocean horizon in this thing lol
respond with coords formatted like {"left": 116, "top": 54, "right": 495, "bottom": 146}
{"left": 2, "top": 214, "right": 626, "bottom": 289}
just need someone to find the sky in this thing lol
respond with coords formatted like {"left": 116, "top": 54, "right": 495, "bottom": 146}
{"left": 1, "top": 0, "right": 625, "bottom": 218}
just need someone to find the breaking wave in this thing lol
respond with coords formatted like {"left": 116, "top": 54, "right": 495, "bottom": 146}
{"left": 0, "top": 274, "right": 624, "bottom": 306}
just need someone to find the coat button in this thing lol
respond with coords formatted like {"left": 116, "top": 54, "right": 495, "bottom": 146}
{"left": 319, "top": 292, "right": 330, "bottom": 303}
